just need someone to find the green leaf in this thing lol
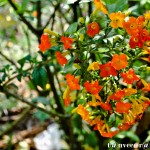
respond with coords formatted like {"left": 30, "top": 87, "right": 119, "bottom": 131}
{"left": 63, "top": 58, "right": 74, "bottom": 73}
{"left": 32, "top": 96, "right": 49, "bottom": 105}
{"left": 33, "top": 110, "right": 49, "bottom": 122}
{"left": 65, "top": 22, "right": 78, "bottom": 35}
{"left": 18, "top": 54, "right": 31, "bottom": 68}
{"left": 50, "top": 45, "right": 61, "bottom": 51}
{"left": 126, "top": 131, "right": 140, "bottom": 142}
{"left": 32, "top": 67, "right": 48, "bottom": 89}
{"left": 105, "top": 0, "right": 128, "bottom": 13}
{"left": 20, "top": 0, "right": 29, "bottom": 12}
{"left": 108, "top": 113, "right": 115, "bottom": 125}
{"left": 2, "top": 73, "right": 7, "bottom": 81}
{"left": 66, "top": 0, "right": 78, "bottom": 4}
{"left": 84, "top": 132, "right": 98, "bottom": 147}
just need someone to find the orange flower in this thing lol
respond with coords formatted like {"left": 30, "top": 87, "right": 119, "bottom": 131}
{"left": 66, "top": 74, "right": 80, "bottom": 90}
{"left": 87, "top": 22, "right": 100, "bottom": 37}
{"left": 123, "top": 17, "right": 139, "bottom": 36}
{"left": 137, "top": 16, "right": 145, "bottom": 29}
{"left": 121, "top": 68, "right": 140, "bottom": 84}
{"left": 141, "top": 55, "right": 150, "bottom": 62}
{"left": 141, "top": 79, "right": 150, "bottom": 92}
{"left": 60, "top": 36, "right": 74, "bottom": 50}
{"left": 111, "top": 54, "right": 128, "bottom": 70}
{"left": 139, "top": 28, "right": 149, "bottom": 42}
{"left": 124, "top": 88, "right": 137, "bottom": 96}
{"left": 55, "top": 51, "right": 68, "bottom": 66}
{"left": 101, "top": 130, "right": 119, "bottom": 138}
{"left": 84, "top": 80, "right": 102, "bottom": 95}
{"left": 142, "top": 84, "right": 150, "bottom": 92}
{"left": 98, "top": 124, "right": 119, "bottom": 138}
{"left": 129, "top": 28, "right": 149, "bottom": 48}
{"left": 129, "top": 35, "right": 143, "bottom": 48}
{"left": 109, "top": 12, "right": 126, "bottom": 28}
{"left": 99, "top": 62, "right": 117, "bottom": 78}
{"left": 93, "top": 0, "right": 108, "bottom": 15}
{"left": 77, "top": 104, "right": 89, "bottom": 121}
{"left": 90, "top": 117, "right": 103, "bottom": 126}
{"left": 115, "top": 102, "right": 131, "bottom": 113}
{"left": 88, "top": 101, "right": 101, "bottom": 107}
{"left": 39, "top": 34, "right": 51, "bottom": 52}
{"left": 110, "top": 90, "right": 125, "bottom": 101}
{"left": 100, "top": 102, "right": 112, "bottom": 111}
{"left": 118, "top": 123, "right": 131, "bottom": 130}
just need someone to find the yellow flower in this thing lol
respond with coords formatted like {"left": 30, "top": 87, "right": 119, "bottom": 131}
{"left": 123, "top": 112, "right": 135, "bottom": 125}
{"left": 87, "top": 62, "right": 100, "bottom": 71}
{"left": 144, "top": 11, "right": 150, "bottom": 20}
{"left": 79, "top": 34, "right": 84, "bottom": 41}
{"left": 79, "top": 17, "right": 84, "bottom": 24}
{"left": 130, "top": 99, "right": 144, "bottom": 116}
{"left": 109, "top": 12, "right": 126, "bottom": 28}
{"left": 93, "top": 0, "right": 108, "bottom": 15}
{"left": 46, "top": 83, "right": 51, "bottom": 90}
{"left": 63, "top": 86, "right": 71, "bottom": 107}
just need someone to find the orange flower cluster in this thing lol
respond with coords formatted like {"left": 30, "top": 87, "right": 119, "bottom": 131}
{"left": 38, "top": 0, "right": 150, "bottom": 139}
{"left": 123, "top": 16, "right": 150, "bottom": 48}
{"left": 39, "top": 34, "right": 51, "bottom": 52}
{"left": 66, "top": 74, "right": 80, "bottom": 91}
{"left": 99, "top": 54, "right": 128, "bottom": 78}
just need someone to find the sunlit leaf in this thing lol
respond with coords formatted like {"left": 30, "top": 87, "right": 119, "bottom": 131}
{"left": 66, "top": 0, "right": 78, "bottom": 4}
{"left": 65, "top": 22, "right": 78, "bottom": 35}
{"left": 105, "top": 0, "right": 128, "bottom": 13}
{"left": 21, "top": 0, "right": 29, "bottom": 12}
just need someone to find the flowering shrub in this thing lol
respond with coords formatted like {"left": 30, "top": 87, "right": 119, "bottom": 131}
{"left": 39, "top": 0, "right": 150, "bottom": 138}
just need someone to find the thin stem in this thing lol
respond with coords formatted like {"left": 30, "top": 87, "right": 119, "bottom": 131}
{"left": 7, "top": 0, "right": 43, "bottom": 37}
{"left": 3, "top": 89, "right": 68, "bottom": 118}
{"left": 0, "top": 51, "right": 19, "bottom": 69}
{"left": 2, "top": 59, "right": 51, "bottom": 86}
{"left": 45, "top": 65, "right": 64, "bottom": 114}
{"left": 0, "top": 107, "right": 31, "bottom": 138}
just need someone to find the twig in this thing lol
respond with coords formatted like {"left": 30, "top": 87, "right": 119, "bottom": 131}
{"left": 3, "top": 67, "right": 32, "bottom": 86}
{"left": 45, "top": 65, "right": 64, "bottom": 114}
{"left": 0, "top": 123, "right": 49, "bottom": 148}
{"left": 0, "top": 107, "right": 31, "bottom": 138}
{"left": 0, "top": 51, "right": 18, "bottom": 69}
{"left": 3, "top": 89, "right": 68, "bottom": 118}
{"left": 7, "top": 0, "right": 43, "bottom": 37}
{"left": 22, "top": 27, "right": 31, "bottom": 55}
{"left": 2, "top": 59, "right": 51, "bottom": 86}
